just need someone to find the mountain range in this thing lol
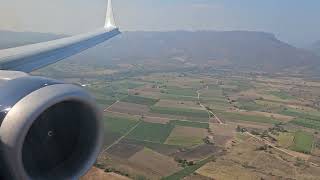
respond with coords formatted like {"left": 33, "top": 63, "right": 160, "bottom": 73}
{"left": 309, "top": 41, "right": 320, "bottom": 56}
{"left": 1, "top": 30, "right": 319, "bottom": 74}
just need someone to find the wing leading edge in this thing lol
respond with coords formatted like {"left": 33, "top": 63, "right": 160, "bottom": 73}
{"left": 0, "top": 0, "right": 120, "bottom": 73}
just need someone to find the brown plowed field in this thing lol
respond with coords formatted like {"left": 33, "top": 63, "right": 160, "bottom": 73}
{"left": 81, "top": 167, "right": 131, "bottom": 180}
{"left": 107, "top": 141, "right": 144, "bottom": 159}
{"left": 173, "top": 144, "right": 222, "bottom": 161}
{"left": 155, "top": 99, "right": 202, "bottom": 110}
{"left": 128, "top": 148, "right": 181, "bottom": 177}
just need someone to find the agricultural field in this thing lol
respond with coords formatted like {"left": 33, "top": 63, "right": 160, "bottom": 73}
{"left": 214, "top": 110, "right": 280, "bottom": 124}
{"left": 154, "top": 99, "right": 202, "bottom": 110}
{"left": 164, "top": 86, "right": 197, "bottom": 97}
{"left": 127, "top": 122, "right": 174, "bottom": 143}
{"left": 276, "top": 132, "right": 294, "bottom": 148}
{"left": 128, "top": 148, "right": 181, "bottom": 176}
{"left": 269, "top": 90, "right": 296, "bottom": 100}
{"left": 121, "top": 95, "right": 159, "bottom": 106}
{"left": 165, "top": 126, "right": 208, "bottom": 147}
{"left": 169, "top": 120, "right": 209, "bottom": 129}
{"left": 97, "top": 73, "right": 320, "bottom": 179}
{"left": 108, "top": 102, "right": 150, "bottom": 115}
{"left": 102, "top": 114, "right": 139, "bottom": 146}
{"left": 196, "top": 160, "right": 262, "bottom": 180}
{"left": 103, "top": 115, "right": 139, "bottom": 135}
{"left": 150, "top": 106, "right": 209, "bottom": 119}
{"left": 196, "top": 133, "right": 320, "bottom": 180}
{"left": 35, "top": 66, "right": 320, "bottom": 179}
{"left": 290, "top": 131, "right": 314, "bottom": 154}
{"left": 163, "top": 155, "right": 215, "bottom": 180}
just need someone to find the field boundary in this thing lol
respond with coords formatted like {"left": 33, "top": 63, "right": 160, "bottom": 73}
{"left": 100, "top": 120, "right": 143, "bottom": 154}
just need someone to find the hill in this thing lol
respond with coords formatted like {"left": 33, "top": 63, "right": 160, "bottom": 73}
{"left": 309, "top": 40, "right": 320, "bottom": 56}
{"left": 0, "top": 30, "right": 65, "bottom": 49}
{"left": 1, "top": 30, "right": 319, "bottom": 74}
{"left": 104, "top": 31, "right": 320, "bottom": 73}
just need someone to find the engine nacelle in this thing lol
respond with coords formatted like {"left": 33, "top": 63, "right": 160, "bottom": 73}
{"left": 0, "top": 74, "right": 103, "bottom": 180}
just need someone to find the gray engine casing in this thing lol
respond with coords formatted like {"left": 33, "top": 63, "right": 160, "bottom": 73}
{"left": 0, "top": 72, "right": 103, "bottom": 180}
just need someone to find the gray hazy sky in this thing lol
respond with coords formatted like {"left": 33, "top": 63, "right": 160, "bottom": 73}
{"left": 1, "top": 0, "right": 320, "bottom": 46}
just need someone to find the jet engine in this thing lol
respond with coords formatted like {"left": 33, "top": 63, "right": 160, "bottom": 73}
{"left": 0, "top": 72, "right": 103, "bottom": 180}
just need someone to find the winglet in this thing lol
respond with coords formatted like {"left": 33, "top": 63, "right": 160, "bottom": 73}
{"left": 105, "top": 0, "right": 117, "bottom": 29}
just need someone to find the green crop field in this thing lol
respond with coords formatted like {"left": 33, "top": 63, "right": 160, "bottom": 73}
{"left": 269, "top": 91, "right": 295, "bottom": 100}
{"left": 236, "top": 99, "right": 266, "bottom": 111}
{"left": 103, "top": 115, "right": 139, "bottom": 135}
{"left": 165, "top": 136, "right": 204, "bottom": 147}
{"left": 201, "top": 96, "right": 231, "bottom": 109}
{"left": 96, "top": 98, "right": 117, "bottom": 107}
{"left": 150, "top": 106, "right": 209, "bottom": 118}
{"left": 291, "top": 118, "right": 320, "bottom": 130}
{"left": 162, "top": 155, "right": 215, "bottom": 180}
{"left": 127, "top": 122, "right": 174, "bottom": 143}
{"left": 201, "top": 97, "right": 228, "bottom": 104}
{"left": 214, "top": 110, "right": 279, "bottom": 124}
{"left": 227, "top": 80, "right": 253, "bottom": 92}
{"left": 160, "top": 94, "right": 198, "bottom": 101}
{"left": 121, "top": 95, "right": 159, "bottom": 106}
{"left": 165, "top": 86, "right": 196, "bottom": 96}
{"left": 281, "top": 108, "right": 320, "bottom": 120}
{"left": 201, "top": 87, "right": 224, "bottom": 98}
{"left": 88, "top": 84, "right": 128, "bottom": 107}
{"left": 169, "top": 120, "right": 209, "bottom": 129}
{"left": 290, "top": 131, "right": 314, "bottom": 154}
{"left": 165, "top": 126, "right": 207, "bottom": 147}
{"left": 111, "top": 80, "right": 145, "bottom": 90}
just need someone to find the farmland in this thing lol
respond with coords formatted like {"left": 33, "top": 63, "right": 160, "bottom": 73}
{"left": 128, "top": 148, "right": 181, "bottom": 176}
{"left": 163, "top": 155, "right": 215, "bottom": 180}
{"left": 35, "top": 64, "right": 320, "bottom": 179}
{"left": 214, "top": 110, "right": 280, "bottom": 124}
{"left": 121, "top": 95, "right": 159, "bottom": 106}
{"left": 169, "top": 120, "right": 209, "bottom": 129}
{"left": 127, "top": 122, "right": 174, "bottom": 143}
{"left": 150, "top": 106, "right": 209, "bottom": 119}
{"left": 103, "top": 115, "right": 139, "bottom": 135}
{"left": 97, "top": 72, "right": 320, "bottom": 179}
{"left": 290, "top": 131, "right": 314, "bottom": 154}
{"left": 277, "top": 133, "right": 294, "bottom": 148}
{"left": 165, "top": 126, "right": 208, "bottom": 147}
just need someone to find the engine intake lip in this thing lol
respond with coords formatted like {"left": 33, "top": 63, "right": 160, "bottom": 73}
{"left": 0, "top": 84, "right": 103, "bottom": 180}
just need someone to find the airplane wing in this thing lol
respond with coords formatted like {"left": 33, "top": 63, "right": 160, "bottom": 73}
{"left": 0, "top": 1, "right": 120, "bottom": 179}
{"left": 0, "top": 0, "right": 120, "bottom": 73}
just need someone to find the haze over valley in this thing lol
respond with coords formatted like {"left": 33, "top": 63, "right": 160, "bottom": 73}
{"left": 2, "top": 29, "right": 320, "bottom": 179}
{"left": 1, "top": 30, "right": 319, "bottom": 76}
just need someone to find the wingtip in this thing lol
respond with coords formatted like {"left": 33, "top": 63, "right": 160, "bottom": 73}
{"left": 105, "top": 0, "right": 117, "bottom": 29}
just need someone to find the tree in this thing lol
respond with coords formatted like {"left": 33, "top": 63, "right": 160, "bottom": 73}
{"left": 236, "top": 125, "right": 241, "bottom": 132}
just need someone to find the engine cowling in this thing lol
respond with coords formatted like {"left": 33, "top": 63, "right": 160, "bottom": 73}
{"left": 0, "top": 74, "right": 103, "bottom": 180}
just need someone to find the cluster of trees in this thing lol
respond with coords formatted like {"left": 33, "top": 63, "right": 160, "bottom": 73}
{"left": 105, "top": 167, "right": 130, "bottom": 177}
{"left": 174, "top": 158, "right": 195, "bottom": 168}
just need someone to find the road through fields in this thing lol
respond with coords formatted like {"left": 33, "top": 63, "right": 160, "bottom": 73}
{"left": 197, "top": 90, "right": 223, "bottom": 124}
